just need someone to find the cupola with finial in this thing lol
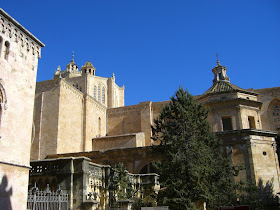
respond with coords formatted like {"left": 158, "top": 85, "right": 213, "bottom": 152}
{"left": 66, "top": 51, "right": 79, "bottom": 73}
{"left": 81, "top": 61, "right": 96, "bottom": 76}
{"left": 212, "top": 54, "right": 229, "bottom": 84}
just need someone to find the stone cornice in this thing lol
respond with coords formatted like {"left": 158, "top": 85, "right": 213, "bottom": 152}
{"left": 199, "top": 89, "right": 258, "bottom": 101}
{"left": 85, "top": 95, "right": 107, "bottom": 111}
{"left": 92, "top": 132, "right": 144, "bottom": 141}
{"left": 215, "top": 129, "right": 277, "bottom": 137}
{"left": 107, "top": 104, "right": 142, "bottom": 114}
{"left": 253, "top": 87, "right": 280, "bottom": 95}
{"left": 35, "top": 79, "right": 60, "bottom": 93}
{"left": 60, "top": 79, "right": 83, "bottom": 99}
{"left": 0, "top": 160, "right": 31, "bottom": 169}
{"left": 203, "top": 97, "right": 262, "bottom": 108}
{"left": 0, "top": 8, "right": 44, "bottom": 47}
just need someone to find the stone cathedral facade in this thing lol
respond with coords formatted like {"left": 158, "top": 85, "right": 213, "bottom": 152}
{"left": 31, "top": 55, "right": 280, "bottom": 206}
{"left": 1, "top": 7, "right": 280, "bottom": 210}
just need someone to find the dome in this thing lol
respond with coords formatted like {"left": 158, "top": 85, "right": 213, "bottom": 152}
{"left": 81, "top": 61, "right": 95, "bottom": 70}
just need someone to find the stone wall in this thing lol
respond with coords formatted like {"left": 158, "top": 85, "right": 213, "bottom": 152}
{"left": 57, "top": 80, "right": 84, "bottom": 154}
{"left": 0, "top": 8, "right": 44, "bottom": 209}
{"left": 84, "top": 95, "right": 107, "bottom": 151}
{"left": 107, "top": 104, "right": 142, "bottom": 136}
{"left": 106, "top": 101, "right": 168, "bottom": 146}
{"left": 216, "top": 130, "right": 280, "bottom": 193}
{"left": 92, "top": 132, "right": 145, "bottom": 151}
{"left": 254, "top": 87, "right": 280, "bottom": 131}
{"left": 32, "top": 80, "right": 60, "bottom": 160}
{"left": 250, "top": 135, "right": 280, "bottom": 193}
{"left": 47, "top": 147, "right": 160, "bottom": 175}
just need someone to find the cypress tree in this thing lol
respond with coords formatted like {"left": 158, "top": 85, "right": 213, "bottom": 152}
{"left": 152, "top": 87, "right": 237, "bottom": 209}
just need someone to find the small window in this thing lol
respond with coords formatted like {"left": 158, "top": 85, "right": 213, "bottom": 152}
{"left": 102, "top": 87, "right": 105, "bottom": 104}
{"left": 222, "top": 117, "right": 233, "bottom": 131}
{"left": 98, "top": 84, "right": 100, "bottom": 102}
{"left": 93, "top": 86, "right": 96, "bottom": 99}
{"left": 272, "top": 104, "right": 280, "bottom": 130}
{"left": 248, "top": 116, "right": 256, "bottom": 129}
{"left": 4, "top": 41, "right": 9, "bottom": 60}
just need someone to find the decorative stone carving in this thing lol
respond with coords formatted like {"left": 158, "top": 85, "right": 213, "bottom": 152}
{"left": 0, "top": 9, "right": 44, "bottom": 58}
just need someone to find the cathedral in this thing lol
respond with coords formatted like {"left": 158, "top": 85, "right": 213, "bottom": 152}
{"left": 29, "top": 55, "right": 280, "bottom": 209}
{"left": 0, "top": 7, "right": 280, "bottom": 210}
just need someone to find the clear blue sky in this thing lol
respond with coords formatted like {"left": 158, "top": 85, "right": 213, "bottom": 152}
{"left": 2, "top": 1, "right": 280, "bottom": 105}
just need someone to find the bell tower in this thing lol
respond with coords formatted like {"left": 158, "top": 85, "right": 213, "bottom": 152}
{"left": 81, "top": 61, "right": 96, "bottom": 76}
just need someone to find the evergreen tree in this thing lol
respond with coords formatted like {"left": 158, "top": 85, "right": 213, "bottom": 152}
{"left": 152, "top": 87, "right": 237, "bottom": 209}
{"left": 113, "top": 163, "right": 135, "bottom": 200}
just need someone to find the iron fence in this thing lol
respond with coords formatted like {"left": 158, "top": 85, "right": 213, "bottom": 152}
{"left": 27, "top": 183, "right": 68, "bottom": 210}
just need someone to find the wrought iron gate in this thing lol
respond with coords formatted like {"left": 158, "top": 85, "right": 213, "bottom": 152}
{"left": 27, "top": 184, "right": 68, "bottom": 210}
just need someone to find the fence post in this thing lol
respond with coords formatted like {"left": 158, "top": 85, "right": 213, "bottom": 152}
{"left": 45, "top": 184, "right": 51, "bottom": 210}
{"left": 57, "top": 185, "right": 62, "bottom": 210}
{"left": 31, "top": 183, "right": 39, "bottom": 210}
{"left": 27, "top": 183, "right": 68, "bottom": 210}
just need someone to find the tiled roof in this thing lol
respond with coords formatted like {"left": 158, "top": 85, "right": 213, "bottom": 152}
{"left": 203, "top": 81, "right": 243, "bottom": 95}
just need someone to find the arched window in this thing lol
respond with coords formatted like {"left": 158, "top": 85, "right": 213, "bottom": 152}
{"left": 4, "top": 41, "right": 10, "bottom": 60}
{"left": 93, "top": 86, "right": 96, "bottom": 99}
{"left": 0, "top": 18, "right": 4, "bottom": 33}
{"left": 0, "top": 83, "right": 7, "bottom": 133}
{"left": 98, "top": 84, "right": 101, "bottom": 102}
{"left": 102, "top": 87, "right": 105, "bottom": 104}
{"left": 139, "top": 162, "right": 156, "bottom": 174}
{"left": 268, "top": 99, "right": 280, "bottom": 131}
{"left": 14, "top": 29, "right": 18, "bottom": 43}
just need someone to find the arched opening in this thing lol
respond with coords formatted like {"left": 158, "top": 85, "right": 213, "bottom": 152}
{"left": 98, "top": 84, "right": 101, "bottom": 102}
{"left": 102, "top": 87, "right": 105, "bottom": 104}
{"left": 139, "top": 162, "right": 157, "bottom": 174}
{"left": 4, "top": 41, "right": 10, "bottom": 60}
{"left": 268, "top": 99, "right": 280, "bottom": 131}
{"left": 0, "top": 82, "right": 7, "bottom": 135}
{"left": 93, "top": 86, "right": 96, "bottom": 99}
{"left": 14, "top": 29, "right": 18, "bottom": 43}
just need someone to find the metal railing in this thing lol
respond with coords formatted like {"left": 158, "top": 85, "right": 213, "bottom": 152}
{"left": 27, "top": 183, "right": 68, "bottom": 210}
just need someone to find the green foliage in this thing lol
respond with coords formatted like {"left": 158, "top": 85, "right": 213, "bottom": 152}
{"left": 113, "top": 163, "right": 135, "bottom": 200}
{"left": 152, "top": 87, "right": 238, "bottom": 209}
{"left": 237, "top": 179, "right": 279, "bottom": 210}
{"left": 111, "top": 163, "right": 158, "bottom": 209}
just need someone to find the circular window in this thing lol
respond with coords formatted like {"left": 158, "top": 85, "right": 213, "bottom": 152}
{"left": 263, "top": 151, "right": 267, "bottom": 156}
